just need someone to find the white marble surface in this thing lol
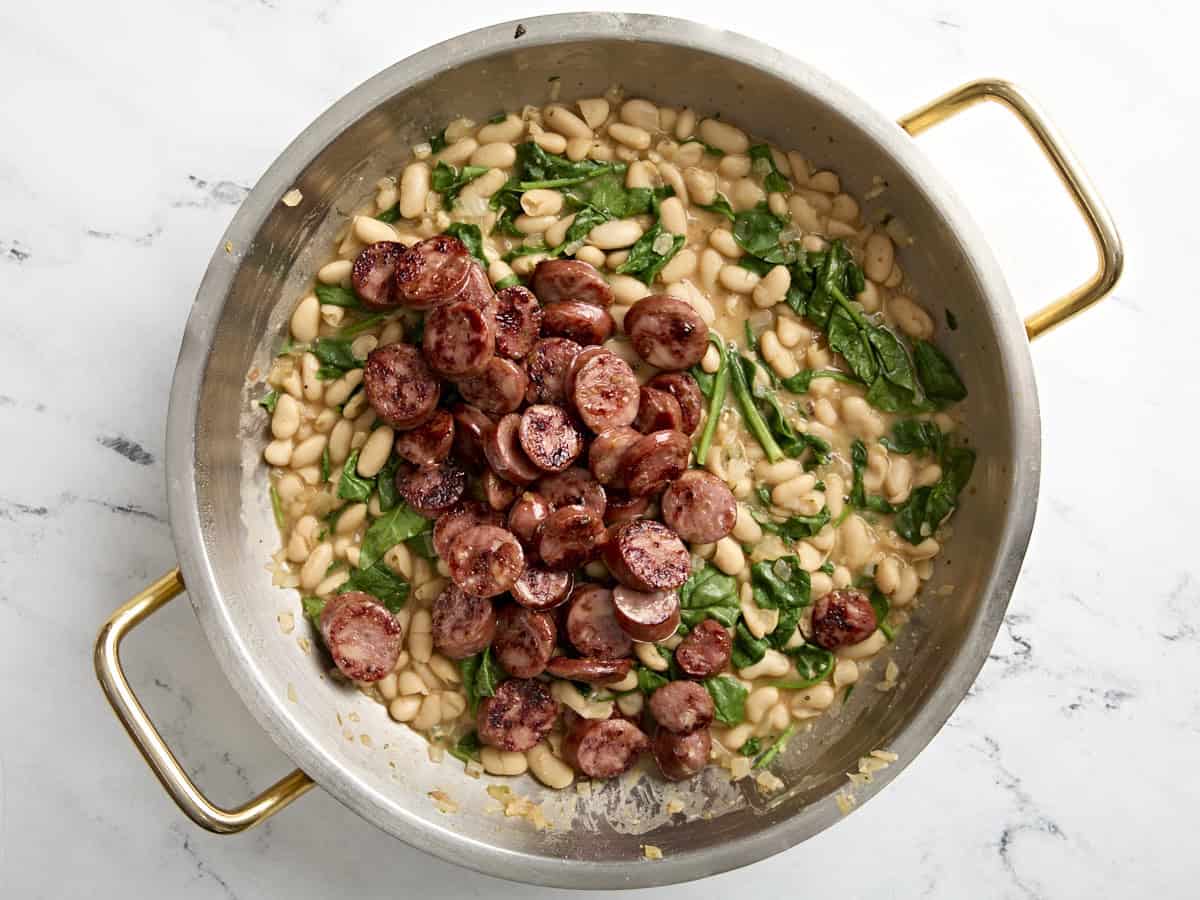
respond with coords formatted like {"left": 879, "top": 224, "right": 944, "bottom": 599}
{"left": 1, "top": 0, "right": 1196, "bottom": 896}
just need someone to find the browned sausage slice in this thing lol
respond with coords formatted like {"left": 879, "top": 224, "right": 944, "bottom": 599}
{"left": 661, "top": 469, "right": 737, "bottom": 543}
{"left": 587, "top": 426, "right": 641, "bottom": 488}
{"left": 647, "top": 372, "right": 704, "bottom": 435}
{"left": 493, "top": 285, "right": 543, "bottom": 360}
{"left": 563, "top": 345, "right": 609, "bottom": 402}
{"left": 612, "top": 586, "right": 681, "bottom": 642}
{"left": 623, "top": 294, "right": 708, "bottom": 370}
{"left": 562, "top": 718, "right": 649, "bottom": 778}
{"left": 492, "top": 604, "right": 557, "bottom": 678}
{"left": 674, "top": 619, "right": 732, "bottom": 678}
{"left": 603, "top": 519, "right": 691, "bottom": 592}
{"left": 393, "top": 408, "right": 454, "bottom": 466}
{"left": 431, "top": 584, "right": 497, "bottom": 660}
{"left": 622, "top": 429, "right": 691, "bottom": 497}
{"left": 351, "top": 242, "right": 405, "bottom": 310}
{"left": 457, "top": 357, "right": 528, "bottom": 416}
{"left": 432, "top": 501, "right": 505, "bottom": 559}
{"left": 363, "top": 344, "right": 441, "bottom": 430}
{"left": 524, "top": 337, "right": 582, "bottom": 405}
{"left": 812, "top": 589, "right": 878, "bottom": 649}
{"left": 477, "top": 678, "right": 560, "bottom": 752}
{"left": 451, "top": 261, "right": 495, "bottom": 311}
{"left": 483, "top": 413, "right": 543, "bottom": 486}
{"left": 649, "top": 680, "right": 714, "bottom": 734}
{"left": 604, "top": 492, "right": 650, "bottom": 526}
{"left": 511, "top": 565, "right": 573, "bottom": 611}
{"left": 571, "top": 351, "right": 640, "bottom": 433}
{"left": 507, "top": 492, "right": 550, "bottom": 550}
{"left": 531, "top": 258, "right": 614, "bottom": 308}
{"left": 545, "top": 656, "right": 633, "bottom": 685}
{"left": 565, "top": 584, "right": 633, "bottom": 658}
{"left": 652, "top": 727, "right": 711, "bottom": 781}
{"left": 482, "top": 469, "right": 521, "bottom": 511}
{"left": 519, "top": 405, "right": 584, "bottom": 473}
{"left": 396, "top": 460, "right": 466, "bottom": 516}
{"left": 633, "top": 386, "right": 683, "bottom": 434}
{"left": 422, "top": 300, "right": 495, "bottom": 378}
{"left": 450, "top": 402, "right": 494, "bottom": 469}
{"left": 446, "top": 525, "right": 525, "bottom": 598}
{"left": 536, "top": 467, "right": 607, "bottom": 518}
{"left": 537, "top": 505, "right": 606, "bottom": 571}
{"left": 541, "top": 300, "right": 614, "bottom": 345}
{"left": 394, "top": 235, "right": 472, "bottom": 308}
{"left": 319, "top": 591, "right": 403, "bottom": 682}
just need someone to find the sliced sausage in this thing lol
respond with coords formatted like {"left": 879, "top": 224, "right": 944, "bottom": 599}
{"left": 652, "top": 727, "right": 711, "bottom": 781}
{"left": 431, "top": 584, "right": 497, "bottom": 660}
{"left": 603, "top": 519, "right": 691, "bottom": 592}
{"left": 633, "top": 386, "right": 683, "bottom": 434}
{"left": 537, "top": 505, "right": 606, "bottom": 571}
{"left": 492, "top": 604, "right": 556, "bottom": 678}
{"left": 351, "top": 241, "right": 405, "bottom": 310}
{"left": 604, "top": 492, "right": 650, "bottom": 526}
{"left": 563, "top": 718, "right": 649, "bottom": 778}
{"left": 452, "top": 261, "right": 496, "bottom": 311}
{"left": 511, "top": 565, "right": 573, "bottom": 611}
{"left": 612, "top": 586, "right": 681, "bottom": 642}
{"left": 532, "top": 258, "right": 614, "bottom": 308}
{"left": 541, "top": 300, "right": 614, "bottom": 345}
{"left": 493, "top": 285, "right": 543, "bottom": 360}
{"left": 394, "top": 234, "right": 472, "bottom": 308}
{"left": 570, "top": 351, "right": 640, "bottom": 433}
{"left": 647, "top": 372, "right": 704, "bottom": 435}
{"left": 507, "top": 492, "right": 550, "bottom": 550}
{"left": 482, "top": 468, "right": 521, "bottom": 511}
{"left": 623, "top": 294, "right": 709, "bottom": 370}
{"left": 450, "top": 402, "right": 494, "bottom": 469}
{"left": 363, "top": 344, "right": 440, "bottom": 430}
{"left": 661, "top": 469, "right": 737, "bottom": 543}
{"left": 432, "top": 501, "right": 504, "bottom": 559}
{"left": 477, "top": 678, "right": 559, "bottom": 752}
{"left": 395, "top": 460, "right": 466, "bottom": 516}
{"left": 674, "top": 618, "right": 732, "bottom": 678}
{"left": 811, "top": 589, "right": 878, "bottom": 650}
{"left": 565, "top": 584, "right": 633, "bottom": 658}
{"left": 422, "top": 301, "right": 494, "bottom": 378}
{"left": 457, "top": 357, "right": 528, "bottom": 416}
{"left": 446, "top": 525, "right": 525, "bottom": 598}
{"left": 536, "top": 467, "right": 607, "bottom": 518}
{"left": 319, "top": 591, "right": 403, "bottom": 682}
{"left": 545, "top": 656, "right": 634, "bottom": 685}
{"left": 483, "top": 413, "right": 542, "bottom": 486}
{"left": 524, "top": 337, "right": 582, "bottom": 405}
{"left": 393, "top": 408, "right": 454, "bottom": 466}
{"left": 519, "top": 405, "right": 584, "bottom": 473}
{"left": 587, "top": 426, "right": 641, "bottom": 488}
{"left": 622, "top": 429, "right": 691, "bottom": 497}
{"left": 649, "top": 680, "right": 714, "bottom": 734}
{"left": 563, "top": 345, "right": 609, "bottom": 402}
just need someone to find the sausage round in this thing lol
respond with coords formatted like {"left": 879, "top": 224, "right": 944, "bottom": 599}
{"left": 537, "top": 505, "right": 606, "bottom": 571}
{"left": 563, "top": 345, "right": 609, "bottom": 402}
{"left": 612, "top": 586, "right": 681, "bottom": 643}
{"left": 571, "top": 351, "right": 640, "bottom": 433}
{"left": 541, "top": 300, "right": 615, "bottom": 345}
{"left": 395, "top": 460, "right": 466, "bottom": 516}
{"left": 519, "top": 405, "right": 584, "bottom": 473}
{"left": 531, "top": 258, "right": 615, "bottom": 308}
{"left": 450, "top": 403, "right": 494, "bottom": 469}
{"left": 661, "top": 469, "right": 737, "bottom": 543}
{"left": 483, "top": 413, "right": 543, "bottom": 486}
{"left": 647, "top": 372, "right": 704, "bottom": 435}
{"left": 811, "top": 589, "right": 878, "bottom": 649}
{"left": 603, "top": 519, "right": 691, "bottom": 592}
{"left": 477, "top": 678, "right": 560, "bottom": 752}
{"left": 452, "top": 261, "right": 496, "bottom": 311}
{"left": 524, "top": 337, "right": 582, "bottom": 406}
{"left": 507, "top": 492, "right": 550, "bottom": 550}
{"left": 652, "top": 727, "right": 711, "bottom": 781}
{"left": 319, "top": 591, "right": 403, "bottom": 682}
{"left": 536, "top": 467, "right": 606, "bottom": 518}
{"left": 394, "top": 235, "right": 473, "bottom": 308}
{"left": 511, "top": 565, "right": 573, "bottom": 611}
{"left": 545, "top": 656, "right": 634, "bottom": 685}
{"left": 493, "top": 285, "right": 543, "bottom": 360}
{"left": 482, "top": 468, "right": 521, "bottom": 511}
{"left": 674, "top": 619, "right": 732, "bottom": 678}
{"left": 565, "top": 584, "right": 633, "bottom": 658}
{"left": 393, "top": 408, "right": 454, "bottom": 466}
{"left": 623, "top": 294, "right": 709, "bottom": 370}
{"left": 363, "top": 344, "right": 441, "bottom": 430}
{"left": 431, "top": 584, "right": 497, "bottom": 660}
{"left": 604, "top": 492, "right": 650, "bottom": 526}
{"left": 351, "top": 241, "right": 405, "bottom": 310}
{"left": 445, "top": 525, "right": 525, "bottom": 598}
{"left": 633, "top": 386, "right": 683, "bottom": 434}
{"left": 648, "top": 680, "right": 714, "bottom": 734}
{"left": 587, "top": 426, "right": 641, "bottom": 488}
{"left": 422, "top": 300, "right": 495, "bottom": 378}
{"left": 563, "top": 717, "right": 649, "bottom": 778}
{"left": 492, "top": 604, "right": 557, "bottom": 678}
{"left": 621, "top": 429, "right": 691, "bottom": 497}
{"left": 432, "top": 501, "right": 505, "bottom": 559}
{"left": 456, "top": 357, "right": 528, "bottom": 416}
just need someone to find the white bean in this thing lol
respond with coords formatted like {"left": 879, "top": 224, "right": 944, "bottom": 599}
{"left": 745, "top": 687, "right": 780, "bottom": 724}
{"left": 520, "top": 189, "right": 563, "bottom": 217}
{"left": 469, "top": 142, "right": 516, "bottom": 169}
{"left": 809, "top": 171, "right": 840, "bottom": 194}
{"left": 543, "top": 213, "right": 576, "bottom": 249}
{"left": 741, "top": 594, "right": 779, "bottom": 639}
{"left": 701, "top": 343, "right": 721, "bottom": 373}
{"left": 857, "top": 279, "right": 882, "bottom": 313}
{"left": 659, "top": 249, "right": 697, "bottom": 283}
{"left": 388, "top": 695, "right": 421, "bottom": 722}
{"left": 719, "top": 265, "right": 759, "bottom": 295}
{"left": 608, "top": 122, "right": 651, "bottom": 150}
{"left": 514, "top": 214, "right": 557, "bottom": 235}
{"left": 635, "top": 641, "right": 669, "bottom": 672}
{"left": 841, "top": 396, "right": 885, "bottom": 441}
{"left": 699, "top": 118, "right": 749, "bottom": 154}
{"left": 271, "top": 393, "right": 301, "bottom": 439}
{"left": 577, "top": 97, "right": 610, "bottom": 129}
{"left": 291, "top": 434, "right": 327, "bottom": 468}
{"left": 353, "top": 215, "right": 396, "bottom": 245}
{"left": 755, "top": 459, "right": 803, "bottom": 485}
{"left": 831, "top": 193, "right": 859, "bottom": 223}
{"left": 618, "top": 98, "right": 659, "bottom": 131}
{"left": 317, "top": 259, "right": 352, "bottom": 285}
{"left": 658, "top": 196, "right": 687, "bottom": 235}
{"left": 488, "top": 259, "right": 516, "bottom": 287}
{"left": 732, "top": 504, "right": 763, "bottom": 543}
{"left": 323, "top": 369, "right": 363, "bottom": 407}
{"left": 408, "top": 609, "right": 433, "bottom": 663}
{"left": 738, "top": 649, "right": 790, "bottom": 680}
{"left": 885, "top": 455, "right": 914, "bottom": 504}
{"left": 837, "top": 630, "right": 888, "bottom": 660}
{"left": 456, "top": 168, "right": 506, "bottom": 204}
{"left": 713, "top": 537, "right": 745, "bottom": 576}
{"left": 477, "top": 114, "right": 524, "bottom": 144}
{"left": 839, "top": 515, "right": 875, "bottom": 570}
{"left": 759, "top": 330, "right": 798, "bottom": 378}
{"left": 300, "top": 542, "right": 333, "bottom": 590}
{"left": 531, "top": 127, "right": 567, "bottom": 154}
{"left": 328, "top": 419, "right": 352, "bottom": 465}
{"left": 617, "top": 691, "right": 644, "bottom": 718}
{"left": 731, "top": 178, "right": 765, "bottom": 212}
{"left": 357, "top": 426, "right": 394, "bottom": 477}
{"left": 543, "top": 105, "right": 592, "bottom": 139}
{"left": 875, "top": 557, "right": 901, "bottom": 595}
{"left": 864, "top": 232, "right": 895, "bottom": 283}
{"left": 788, "top": 194, "right": 821, "bottom": 232}
{"left": 335, "top": 503, "right": 367, "bottom": 536}
{"left": 683, "top": 167, "right": 717, "bottom": 206}
{"left": 290, "top": 295, "right": 320, "bottom": 343}
{"left": 752, "top": 265, "right": 790, "bottom": 309}
{"left": 527, "top": 743, "right": 574, "bottom": 789}
{"left": 435, "top": 138, "right": 477, "bottom": 167}
{"left": 791, "top": 683, "right": 836, "bottom": 713}
{"left": 889, "top": 295, "right": 936, "bottom": 340}
{"left": 588, "top": 218, "right": 644, "bottom": 250}
{"left": 709, "top": 228, "right": 743, "bottom": 259}
{"left": 481, "top": 746, "right": 528, "bottom": 776}
{"left": 892, "top": 565, "right": 920, "bottom": 607}
{"left": 575, "top": 244, "right": 605, "bottom": 269}
{"left": 397, "top": 671, "right": 428, "bottom": 696}
{"left": 674, "top": 108, "right": 697, "bottom": 140}
{"left": 411, "top": 693, "right": 442, "bottom": 731}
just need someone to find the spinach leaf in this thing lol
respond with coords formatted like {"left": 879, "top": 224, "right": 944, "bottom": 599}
{"left": 427, "top": 129, "right": 447, "bottom": 154}
{"left": 681, "top": 135, "right": 726, "bottom": 157}
{"left": 849, "top": 439, "right": 868, "bottom": 508}
{"left": 448, "top": 730, "right": 483, "bottom": 763}
{"left": 768, "top": 606, "right": 804, "bottom": 651}
{"left": 302, "top": 595, "right": 325, "bottom": 625}
{"left": 311, "top": 337, "right": 360, "bottom": 379}
{"left": 337, "top": 313, "right": 386, "bottom": 339}
{"left": 269, "top": 485, "right": 285, "bottom": 529}
{"left": 320, "top": 446, "right": 330, "bottom": 483}
{"left": 868, "top": 325, "right": 918, "bottom": 393}
{"left": 337, "top": 449, "right": 375, "bottom": 502}
{"left": 494, "top": 274, "right": 521, "bottom": 290}
{"left": 340, "top": 560, "right": 410, "bottom": 612}
{"left": 489, "top": 182, "right": 525, "bottom": 237}
{"left": 696, "top": 193, "right": 735, "bottom": 221}
{"left": 727, "top": 345, "right": 785, "bottom": 463}
{"left": 315, "top": 283, "right": 360, "bottom": 309}
{"left": 406, "top": 530, "right": 437, "bottom": 560}
{"left": 753, "top": 722, "right": 797, "bottom": 769}
{"left": 738, "top": 738, "right": 763, "bottom": 758}
{"left": 444, "top": 222, "right": 485, "bottom": 264}
{"left": 460, "top": 646, "right": 504, "bottom": 714}
{"left": 637, "top": 666, "right": 670, "bottom": 694}
{"left": 869, "top": 588, "right": 894, "bottom": 641}
{"left": 913, "top": 341, "right": 967, "bottom": 403}
{"left": 615, "top": 223, "right": 685, "bottom": 285}
{"left": 357, "top": 504, "right": 429, "bottom": 571}
{"left": 690, "top": 363, "right": 716, "bottom": 400}
{"left": 776, "top": 643, "right": 835, "bottom": 688}
{"left": 732, "top": 204, "right": 793, "bottom": 264}
{"left": 738, "top": 256, "right": 775, "bottom": 277}
{"left": 780, "top": 369, "right": 860, "bottom": 394}
{"left": 563, "top": 174, "right": 669, "bottom": 219}
{"left": 881, "top": 419, "right": 944, "bottom": 456}
{"left": 515, "top": 142, "right": 625, "bottom": 188}
{"left": 732, "top": 621, "right": 769, "bottom": 669}
{"left": 431, "top": 161, "right": 489, "bottom": 208}
{"left": 678, "top": 563, "right": 741, "bottom": 628}
{"left": 693, "top": 334, "right": 730, "bottom": 466}
{"left": 748, "top": 144, "right": 790, "bottom": 193}
{"left": 704, "top": 675, "right": 748, "bottom": 725}
{"left": 865, "top": 376, "right": 936, "bottom": 414}
{"left": 375, "top": 205, "right": 400, "bottom": 224}
{"left": 750, "top": 556, "right": 811, "bottom": 610}
{"left": 828, "top": 304, "right": 879, "bottom": 384}
{"left": 756, "top": 508, "right": 831, "bottom": 542}
{"left": 376, "top": 453, "right": 401, "bottom": 512}
{"left": 259, "top": 390, "right": 279, "bottom": 413}
{"left": 893, "top": 446, "right": 975, "bottom": 543}
{"left": 554, "top": 205, "right": 609, "bottom": 254}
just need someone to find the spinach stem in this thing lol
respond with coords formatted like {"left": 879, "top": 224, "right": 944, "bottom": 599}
{"left": 727, "top": 342, "right": 784, "bottom": 463}
{"left": 753, "top": 723, "right": 798, "bottom": 769}
{"left": 694, "top": 333, "right": 730, "bottom": 466}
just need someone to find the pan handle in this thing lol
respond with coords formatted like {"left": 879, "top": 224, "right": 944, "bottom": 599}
{"left": 898, "top": 79, "right": 1123, "bottom": 340}
{"left": 94, "top": 568, "right": 315, "bottom": 833}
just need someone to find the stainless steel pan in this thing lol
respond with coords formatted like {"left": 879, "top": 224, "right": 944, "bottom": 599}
{"left": 95, "top": 13, "right": 1121, "bottom": 889}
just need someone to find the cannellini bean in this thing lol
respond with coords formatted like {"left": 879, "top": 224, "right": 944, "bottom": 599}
{"left": 768, "top": 192, "right": 789, "bottom": 218}
{"left": 291, "top": 434, "right": 327, "bottom": 468}
{"left": 771, "top": 473, "right": 817, "bottom": 508}
{"left": 357, "top": 426, "right": 394, "bottom": 477}
{"left": 659, "top": 196, "right": 687, "bottom": 235}
{"left": 440, "top": 691, "right": 466, "bottom": 721}
{"left": 435, "top": 138, "right": 477, "bottom": 167}
{"left": 616, "top": 692, "right": 644, "bottom": 718}
{"left": 864, "top": 232, "right": 895, "bottom": 283}
{"left": 832, "top": 566, "right": 853, "bottom": 589}
{"left": 276, "top": 472, "right": 304, "bottom": 503}
{"left": 531, "top": 127, "right": 567, "bottom": 154}
{"left": 814, "top": 398, "right": 838, "bottom": 427}
{"left": 323, "top": 369, "right": 363, "bottom": 407}
{"left": 520, "top": 188, "right": 563, "bottom": 217}
{"left": 674, "top": 107, "right": 697, "bottom": 140}
{"left": 857, "top": 279, "right": 882, "bottom": 313}
{"left": 741, "top": 594, "right": 779, "bottom": 639}
{"left": 300, "top": 542, "right": 333, "bottom": 590}
{"left": 698, "top": 248, "right": 724, "bottom": 290}
{"left": 699, "top": 118, "right": 749, "bottom": 154}
{"left": 300, "top": 353, "right": 323, "bottom": 401}
{"left": 752, "top": 265, "right": 790, "bottom": 309}
{"left": 609, "top": 669, "right": 638, "bottom": 693}
{"left": 514, "top": 214, "right": 557, "bottom": 236}
{"left": 718, "top": 154, "right": 751, "bottom": 178}
{"left": 809, "top": 171, "right": 840, "bottom": 194}
{"left": 625, "top": 160, "right": 655, "bottom": 189}
{"left": 731, "top": 178, "right": 765, "bottom": 212}
{"left": 701, "top": 342, "right": 721, "bottom": 373}
{"left": 825, "top": 473, "right": 846, "bottom": 518}
{"left": 488, "top": 259, "right": 516, "bottom": 287}
{"left": 717, "top": 722, "right": 754, "bottom": 752}
{"left": 839, "top": 514, "right": 874, "bottom": 570}
{"left": 271, "top": 393, "right": 301, "bottom": 439}
{"left": 542, "top": 214, "right": 576, "bottom": 248}
{"left": 892, "top": 565, "right": 920, "bottom": 607}
{"left": 606, "top": 250, "right": 628, "bottom": 269}
{"left": 469, "top": 142, "right": 516, "bottom": 169}
{"left": 709, "top": 228, "right": 743, "bottom": 259}
{"left": 335, "top": 502, "right": 367, "bottom": 535}
{"left": 738, "top": 649, "right": 790, "bottom": 680}
{"left": 732, "top": 504, "right": 763, "bottom": 543}
{"left": 915, "top": 463, "right": 943, "bottom": 489}
{"left": 527, "top": 743, "right": 574, "bottom": 789}
{"left": 719, "top": 265, "right": 759, "bottom": 295}
{"left": 411, "top": 693, "right": 442, "bottom": 731}
{"left": 348, "top": 335, "right": 377, "bottom": 361}
{"left": 775, "top": 317, "right": 808, "bottom": 348}
{"left": 551, "top": 680, "right": 613, "bottom": 719}
{"left": 841, "top": 396, "right": 885, "bottom": 441}
{"left": 328, "top": 419, "right": 352, "bottom": 465}
{"left": 683, "top": 167, "right": 717, "bottom": 206}
{"left": 713, "top": 537, "right": 745, "bottom": 576}
{"left": 377, "top": 672, "right": 399, "bottom": 701}
{"left": 675, "top": 142, "right": 704, "bottom": 167}
{"left": 758, "top": 330, "right": 798, "bottom": 378}
{"left": 907, "top": 538, "right": 941, "bottom": 561}
{"left": 609, "top": 122, "right": 651, "bottom": 150}
{"left": 745, "top": 687, "right": 780, "bottom": 724}
{"left": 481, "top": 746, "right": 528, "bottom": 776}
{"left": 588, "top": 218, "right": 644, "bottom": 250}
{"left": 429, "top": 655, "right": 461, "bottom": 684}
{"left": 290, "top": 295, "right": 320, "bottom": 343}
{"left": 755, "top": 459, "right": 803, "bottom": 485}
{"left": 831, "top": 193, "right": 859, "bottom": 223}
{"left": 791, "top": 683, "right": 836, "bottom": 713}
{"left": 786, "top": 151, "right": 810, "bottom": 184}
{"left": 608, "top": 274, "right": 650, "bottom": 305}
{"left": 788, "top": 194, "right": 821, "bottom": 232}
{"left": 319, "top": 304, "right": 345, "bottom": 329}
{"left": 457, "top": 168, "right": 506, "bottom": 203}
{"left": 864, "top": 444, "right": 889, "bottom": 493}
{"left": 889, "top": 295, "right": 935, "bottom": 340}
{"left": 564, "top": 136, "right": 591, "bottom": 162}
{"left": 618, "top": 98, "right": 658, "bottom": 131}
{"left": 317, "top": 259, "right": 352, "bottom": 285}
{"left": 408, "top": 609, "right": 433, "bottom": 663}
{"left": 385, "top": 542, "right": 414, "bottom": 579}
{"left": 478, "top": 114, "right": 524, "bottom": 144}
{"left": 875, "top": 557, "right": 902, "bottom": 595}
{"left": 388, "top": 695, "right": 421, "bottom": 722}
{"left": 659, "top": 248, "right": 697, "bottom": 283}
{"left": 794, "top": 541, "right": 823, "bottom": 572}
{"left": 543, "top": 105, "right": 592, "bottom": 139}
{"left": 378, "top": 321, "right": 403, "bottom": 345}
{"left": 837, "top": 630, "right": 888, "bottom": 660}
{"left": 810, "top": 572, "right": 833, "bottom": 599}
{"left": 833, "top": 658, "right": 859, "bottom": 688}
{"left": 635, "top": 641, "right": 669, "bottom": 671}
{"left": 885, "top": 455, "right": 914, "bottom": 504}
{"left": 316, "top": 569, "right": 349, "bottom": 597}
{"left": 577, "top": 97, "right": 610, "bottom": 129}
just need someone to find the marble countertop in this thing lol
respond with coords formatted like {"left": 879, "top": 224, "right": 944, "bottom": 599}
{"left": 2, "top": 0, "right": 1195, "bottom": 896}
